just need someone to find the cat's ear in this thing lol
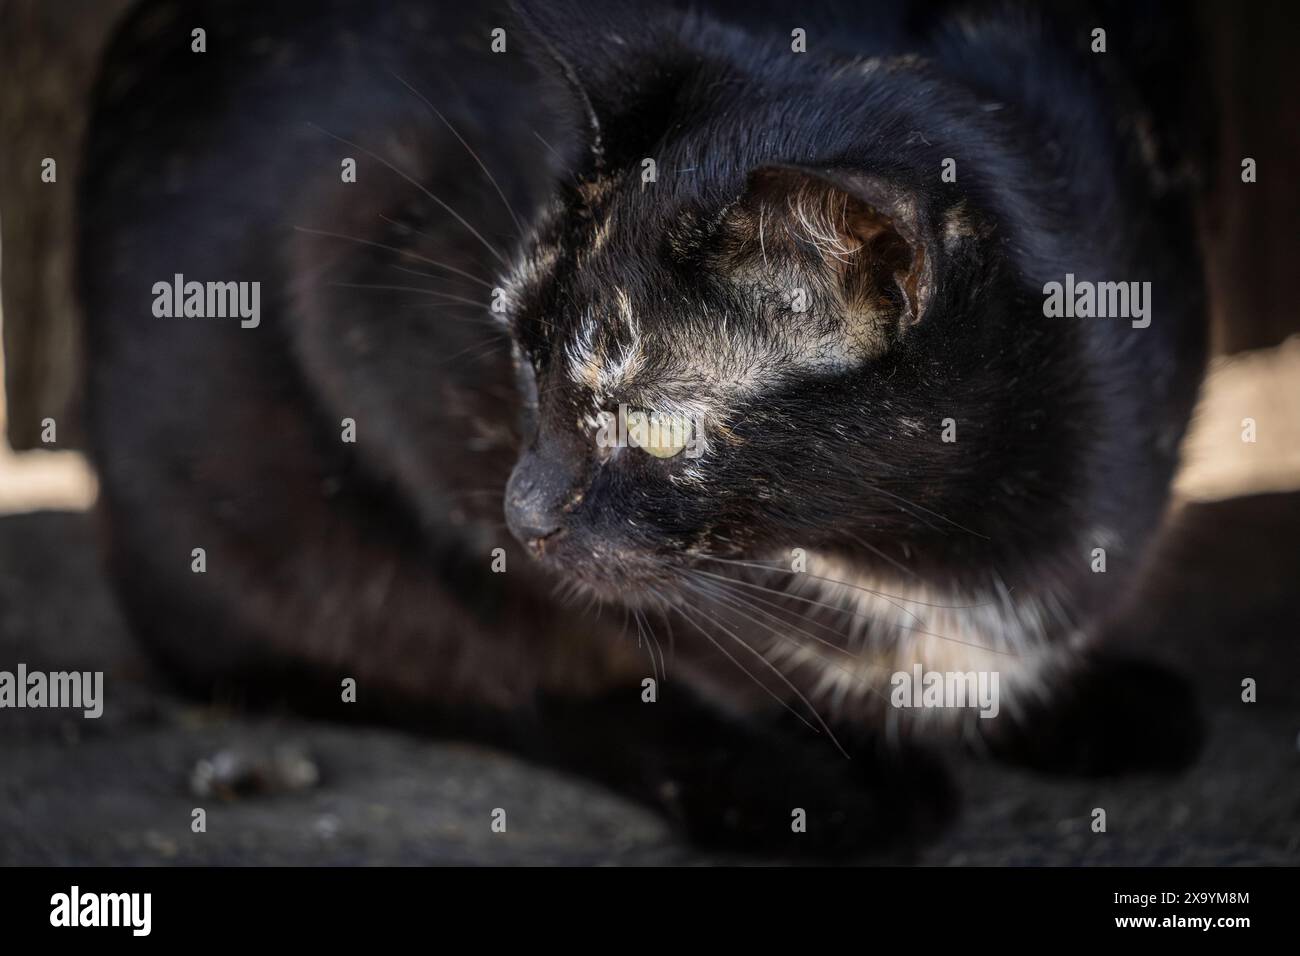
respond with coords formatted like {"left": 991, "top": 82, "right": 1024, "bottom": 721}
{"left": 511, "top": 0, "right": 705, "bottom": 176}
{"left": 725, "top": 165, "right": 936, "bottom": 330}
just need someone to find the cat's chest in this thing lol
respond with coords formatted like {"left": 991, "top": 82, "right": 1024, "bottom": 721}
{"left": 756, "top": 554, "right": 1067, "bottom": 720}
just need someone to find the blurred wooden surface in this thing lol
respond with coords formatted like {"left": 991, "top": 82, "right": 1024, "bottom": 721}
{"left": 1197, "top": 1, "right": 1300, "bottom": 354}
{"left": 0, "top": 0, "right": 132, "bottom": 451}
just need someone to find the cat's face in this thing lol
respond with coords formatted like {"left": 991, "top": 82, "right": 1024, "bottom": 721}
{"left": 501, "top": 161, "right": 945, "bottom": 600}
{"left": 491, "top": 1, "right": 1080, "bottom": 603}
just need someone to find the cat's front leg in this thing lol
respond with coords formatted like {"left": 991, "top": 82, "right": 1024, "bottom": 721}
{"left": 526, "top": 686, "right": 958, "bottom": 859}
{"left": 976, "top": 652, "right": 1204, "bottom": 777}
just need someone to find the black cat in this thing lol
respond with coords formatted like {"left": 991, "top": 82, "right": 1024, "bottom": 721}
{"left": 78, "top": 0, "right": 1211, "bottom": 857}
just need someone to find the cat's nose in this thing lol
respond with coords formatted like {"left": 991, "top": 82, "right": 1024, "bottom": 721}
{"left": 504, "top": 452, "right": 573, "bottom": 550}
{"left": 506, "top": 496, "right": 563, "bottom": 548}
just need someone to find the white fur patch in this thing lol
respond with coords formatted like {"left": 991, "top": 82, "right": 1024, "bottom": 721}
{"left": 761, "top": 553, "right": 1078, "bottom": 730}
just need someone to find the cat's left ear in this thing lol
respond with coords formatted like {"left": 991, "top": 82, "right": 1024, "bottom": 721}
{"left": 511, "top": 0, "right": 711, "bottom": 176}
{"left": 725, "top": 164, "right": 937, "bottom": 329}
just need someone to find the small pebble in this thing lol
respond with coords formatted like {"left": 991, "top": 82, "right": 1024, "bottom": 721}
{"left": 190, "top": 743, "right": 320, "bottom": 799}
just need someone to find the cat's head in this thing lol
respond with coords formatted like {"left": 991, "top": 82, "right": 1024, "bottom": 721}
{"left": 499, "top": 1, "right": 1079, "bottom": 601}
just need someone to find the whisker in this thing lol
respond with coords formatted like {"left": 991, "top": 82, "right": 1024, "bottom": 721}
{"left": 686, "top": 570, "right": 861, "bottom": 652}
{"left": 388, "top": 263, "right": 492, "bottom": 291}
{"left": 643, "top": 587, "right": 671, "bottom": 680}
{"left": 694, "top": 553, "right": 995, "bottom": 611}
{"left": 655, "top": 593, "right": 677, "bottom": 669}
{"left": 675, "top": 587, "right": 847, "bottom": 757}
{"left": 689, "top": 577, "right": 892, "bottom": 709}
{"left": 395, "top": 304, "right": 497, "bottom": 318}
{"left": 690, "top": 576, "right": 853, "bottom": 661}
{"left": 689, "top": 566, "right": 1019, "bottom": 658}
{"left": 863, "top": 484, "right": 990, "bottom": 540}
{"left": 305, "top": 122, "right": 512, "bottom": 269}
{"left": 674, "top": 595, "right": 822, "bottom": 738}
{"left": 842, "top": 529, "right": 919, "bottom": 580}
{"left": 633, "top": 607, "right": 663, "bottom": 684}
{"left": 693, "top": 554, "right": 924, "bottom": 625}
{"left": 327, "top": 282, "right": 488, "bottom": 309}
{"left": 390, "top": 71, "right": 526, "bottom": 238}
{"left": 532, "top": 129, "right": 580, "bottom": 184}
{"left": 292, "top": 225, "right": 495, "bottom": 289}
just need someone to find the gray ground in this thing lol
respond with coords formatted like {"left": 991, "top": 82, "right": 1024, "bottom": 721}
{"left": 1, "top": 499, "right": 1298, "bottom": 865}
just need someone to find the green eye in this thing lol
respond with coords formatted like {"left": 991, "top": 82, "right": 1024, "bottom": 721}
{"left": 626, "top": 409, "right": 692, "bottom": 459}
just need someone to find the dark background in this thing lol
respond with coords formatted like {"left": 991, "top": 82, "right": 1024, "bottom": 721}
{"left": 0, "top": 0, "right": 1297, "bottom": 863}
{"left": 5, "top": 0, "right": 1299, "bottom": 448}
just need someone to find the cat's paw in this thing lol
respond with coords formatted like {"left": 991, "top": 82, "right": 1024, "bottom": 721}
{"left": 533, "top": 686, "right": 956, "bottom": 859}
{"left": 651, "top": 734, "right": 957, "bottom": 860}
{"left": 981, "top": 654, "right": 1204, "bottom": 777}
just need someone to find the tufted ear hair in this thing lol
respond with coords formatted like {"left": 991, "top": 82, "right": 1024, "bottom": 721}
{"left": 721, "top": 164, "right": 937, "bottom": 332}
{"left": 511, "top": 0, "right": 718, "bottom": 180}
